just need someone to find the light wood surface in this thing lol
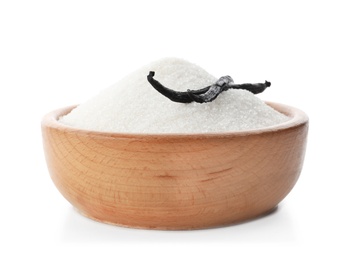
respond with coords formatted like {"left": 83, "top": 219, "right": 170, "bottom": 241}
{"left": 41, "top": 102, "right": 308, "bottom": 230}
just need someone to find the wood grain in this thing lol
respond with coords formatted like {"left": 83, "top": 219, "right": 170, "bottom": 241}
{"left": 41, "top": 102, "right": 308, "bottom": 230}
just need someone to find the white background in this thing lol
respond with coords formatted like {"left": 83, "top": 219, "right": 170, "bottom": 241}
{"left": 1, "top": 0, "right": 352, "bottom": 259}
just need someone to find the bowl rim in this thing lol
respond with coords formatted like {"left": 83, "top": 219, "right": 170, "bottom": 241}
{"left": 42, "top": 101, "right": 308, "bottom": 139}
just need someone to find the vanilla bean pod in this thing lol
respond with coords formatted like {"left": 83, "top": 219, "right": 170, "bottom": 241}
{"left": 147, "top": 71, "right": 193, "bottom": 103}
{"left": 147, "top": 71, "right": 270, "bottom": 104}
{"left": 228, "top": 81, "right": 271, "bottom": 95}
{"left": 187, "top": 76, "right": 233, "bottom": 103}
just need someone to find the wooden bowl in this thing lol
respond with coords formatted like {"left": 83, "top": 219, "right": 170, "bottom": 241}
{"left": 42, "top": 102, "right": 308, "bottom": 230}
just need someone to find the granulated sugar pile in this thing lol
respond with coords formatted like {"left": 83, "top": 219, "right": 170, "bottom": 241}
{"left": 59, "top": 58, "right": 288, "bottom": 133}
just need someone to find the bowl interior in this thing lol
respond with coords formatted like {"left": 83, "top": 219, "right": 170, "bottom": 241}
{"left": 44, "top": 101, "right": 308, "bottom": 138}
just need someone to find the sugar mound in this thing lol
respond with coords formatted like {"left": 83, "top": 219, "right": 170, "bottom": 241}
{"left": 59, "top": 58, "right": 289, "bottom": 133}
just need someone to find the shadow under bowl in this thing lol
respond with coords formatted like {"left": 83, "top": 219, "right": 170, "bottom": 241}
{"left": 41, "top": 102, "right": 308, "bottom": 230}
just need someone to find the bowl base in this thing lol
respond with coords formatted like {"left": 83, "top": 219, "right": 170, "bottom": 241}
{"left": 76, "top": 206, "right": 279, "bottom": 230}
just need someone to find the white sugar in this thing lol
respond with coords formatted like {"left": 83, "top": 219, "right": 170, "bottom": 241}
{"left": 59, "top": 58, "right": 288, "bottom": 133}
